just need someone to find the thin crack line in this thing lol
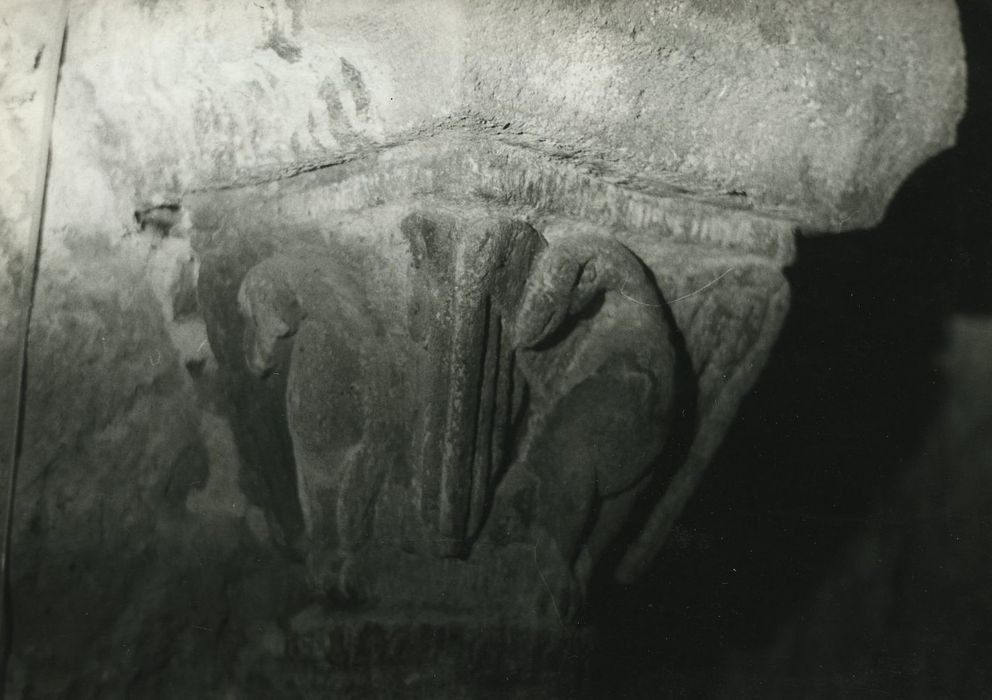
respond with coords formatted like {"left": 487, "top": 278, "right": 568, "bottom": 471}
{"left": 618, "top": 267, "right": 735, "bottom": 307}
{"left": 533, "top": 544, "right": 564, "bottom": 626}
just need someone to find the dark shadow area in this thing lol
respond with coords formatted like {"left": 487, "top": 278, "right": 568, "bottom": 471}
{"left": 589, "top": 1, "right": 992, "bottom": 696}
{"left": 954, "top": 0, "right": 992, "bottom": 315}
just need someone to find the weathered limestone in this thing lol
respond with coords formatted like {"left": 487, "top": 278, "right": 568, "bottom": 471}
{"left": 0, "top": 0, "right": 966, "bottom": 696}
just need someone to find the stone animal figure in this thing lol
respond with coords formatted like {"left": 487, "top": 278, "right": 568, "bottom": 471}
{"left": 484, "top": 231, "right": 677, "bottom": 618}
{"left": 237, "top": 251, "right": 391, "bottom": 596}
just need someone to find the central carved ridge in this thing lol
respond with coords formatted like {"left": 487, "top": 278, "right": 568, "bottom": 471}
{"left": 401, "top": 212, "right": 542, "bottom": 556}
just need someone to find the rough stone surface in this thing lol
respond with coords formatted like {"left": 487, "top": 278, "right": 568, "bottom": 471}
{"left": 463, "top": 0, "right": 965, "bottom": 231}
{"left": 2, "top": 0, "right": 968, "bottom": 248}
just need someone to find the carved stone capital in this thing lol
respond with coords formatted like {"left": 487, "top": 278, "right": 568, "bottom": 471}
{"left": 187, "top": 138, "right": 793, "bottom": 693}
